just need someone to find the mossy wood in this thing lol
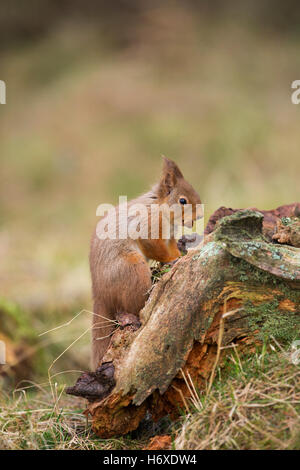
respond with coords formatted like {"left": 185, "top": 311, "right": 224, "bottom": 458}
{"left": 70, "top": 206, "right": 300, "bottom": 437}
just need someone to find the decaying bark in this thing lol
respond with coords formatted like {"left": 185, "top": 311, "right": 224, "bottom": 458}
{"left": 272, "top": 214, "right": 300, "bottom": 248}
{"left": 67, "top": 204, "right": 300, "bottom": 438}
{"left": 65, "top": 363, "right": 116, "bottom": 402}
{"left": 205, "top": 202, "right": 300, "bottom": 241}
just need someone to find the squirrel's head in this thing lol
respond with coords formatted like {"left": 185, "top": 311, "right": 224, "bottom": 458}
{"left": 157, "top": 157, "right": 202, "bottom": 229}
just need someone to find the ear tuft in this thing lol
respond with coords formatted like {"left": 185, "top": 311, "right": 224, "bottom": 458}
{"left": 158, "top": 156, "right": 184, "bottom": 197}
{"left": 162, "top": 156, "right": 184, "bottom": 180}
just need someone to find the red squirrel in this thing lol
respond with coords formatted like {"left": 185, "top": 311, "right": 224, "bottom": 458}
{"left": 90, "top": 158, "right": 201, "bottom": 368}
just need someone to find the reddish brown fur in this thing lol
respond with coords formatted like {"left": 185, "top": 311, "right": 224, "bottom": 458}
{"left": 137, "top": 238, "right": 181, "bottom": 263}
{"left": 90, "top": 158, "right": 201, "bottom": 369}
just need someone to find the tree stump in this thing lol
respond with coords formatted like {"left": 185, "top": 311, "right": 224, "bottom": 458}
{"left": 67, "top": 205, "right": 300, "bottom": 438}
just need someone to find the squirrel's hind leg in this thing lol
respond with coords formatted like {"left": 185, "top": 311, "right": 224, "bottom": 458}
{"left": 92, "top": 252, "right": 151, "bottom": 369}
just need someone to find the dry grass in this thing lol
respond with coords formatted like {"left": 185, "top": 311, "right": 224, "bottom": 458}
{"left": 1, "top": 344, "right": 299, "bottom": 450}
{"left": 0, "top": 389, "right": 146, "bottom": 450}
{"left": 175, "top": 347, "right": 300, "bottom": 450}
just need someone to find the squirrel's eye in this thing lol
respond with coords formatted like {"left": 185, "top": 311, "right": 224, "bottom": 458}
{"left": 179, "top": 197, "right": 187, "bottom": 205}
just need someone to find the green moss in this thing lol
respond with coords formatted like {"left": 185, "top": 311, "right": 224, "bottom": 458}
{"left": 230, "top": 256, "right": 279, "bottom": 286}
{"left": 216, "top": 251, "right": 300, "bottom": 344}
{"left": 246, "top": 299, "right": 300, "bottom": 344}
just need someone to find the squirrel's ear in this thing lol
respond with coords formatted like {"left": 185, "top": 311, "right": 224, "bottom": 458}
{"left": 158, "top": 156, "right": 184, "bottom": 197}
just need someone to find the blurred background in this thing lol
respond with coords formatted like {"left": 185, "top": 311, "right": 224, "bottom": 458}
{"left": 0, "top": 0, "right": 299, "bottom": 387}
